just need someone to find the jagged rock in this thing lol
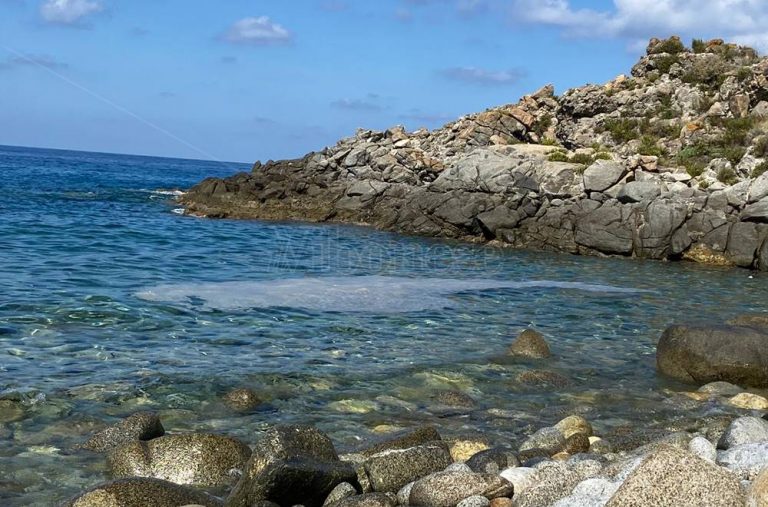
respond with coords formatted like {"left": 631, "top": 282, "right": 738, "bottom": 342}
{"left": 605, "top": 446, "right": 745, "bottom": 506}
{"left": 583, "top": 161, "right": 626, "bottom": 193}
{"left": 743, "top": 196, "right": 768, "bottom": 222}
{"left": 80, "top": 412, "right": 164, "bottom": 452}
{"left": 62, "top": 478, "right": 222, "bottom": 507}
{"left": 656, "top": 325, "right": 768, "bottom": 387}
{"left": 107, "top": 433, "right": 252, "bottom": 487}
{"left": 617, "top": 181, "right": 665, "bottom": 203}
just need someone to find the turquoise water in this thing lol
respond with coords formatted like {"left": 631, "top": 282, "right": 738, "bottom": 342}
{"left": 1, "top": 145, "right": 767, "bottom": 505}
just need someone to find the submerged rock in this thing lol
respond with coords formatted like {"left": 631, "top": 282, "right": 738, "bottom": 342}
{"left": 107, "top": 433, "right": 252, "bottom": 487}
{"left": 605, "top": 446, "right": 745, "bottom": 506}
{"left": 507, "top": 329, "right": 551, "bottom": 359}
{"left": 356, "top": 426, "right": 442, "bottom": 457}
{"left": 223, "top": 388, "right": 263, "bottom": 412}
{"left": 656, "top": 325, "right": 768, "bottom": 387}
{"left": 62, "top": 477, "right": 223, "bottom": 507}
{"left": 79, "top": 412, "right": 164, "bottom": 452}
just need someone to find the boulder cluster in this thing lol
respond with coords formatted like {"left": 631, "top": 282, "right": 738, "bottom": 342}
{"left": 58, "top": 326, "right": 768, "bottom": 506}
{"left": 64, "top": 412, "right": 768, "bottom": 507}
{"left": 182, "top": 36, "right": 768, "bottom": 271}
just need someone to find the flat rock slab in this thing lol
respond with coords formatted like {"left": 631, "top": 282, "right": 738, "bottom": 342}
{"left": 605, "top": 446, "right": 745, "bottom": 506}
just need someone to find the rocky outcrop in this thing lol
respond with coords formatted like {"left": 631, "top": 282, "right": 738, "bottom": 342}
{"left": 656, "top": 324, "right": 768, "bottom": 387}
{"left": 182, "top": 36, "right": 768, "bottom": 271}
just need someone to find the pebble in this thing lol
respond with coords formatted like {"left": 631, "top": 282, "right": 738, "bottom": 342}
{"left": 223, "top": 388, "right": 262, "bottom": 411}
{"left": 519, "top": 427, "right": 566, "bottom": 455}
{"left": 499, "top": 467, "right": 538, "bottom": 495}
{"left": 457, "top": 495, "right": 491, "bottom": 507}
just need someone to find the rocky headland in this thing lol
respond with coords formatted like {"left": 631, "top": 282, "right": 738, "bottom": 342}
{"left": 182, "top": 36, "right": 768, "bottom": 270}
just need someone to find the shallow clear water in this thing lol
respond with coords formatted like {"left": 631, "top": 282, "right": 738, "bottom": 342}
{"left": 1, "top": 145, "right": 767, "bottom": 505}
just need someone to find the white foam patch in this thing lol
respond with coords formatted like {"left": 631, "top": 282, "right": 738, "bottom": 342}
{"left": 136, "top": 276, "right": 649, "bottom": 313}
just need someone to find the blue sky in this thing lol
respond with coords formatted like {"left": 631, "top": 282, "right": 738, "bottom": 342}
{"left": 0, "top": 1, "right": 765, "bottom": 162}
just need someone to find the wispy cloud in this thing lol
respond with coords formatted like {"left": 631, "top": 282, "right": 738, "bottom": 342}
{"left": 439, "top": 66, "right": 524, "bottom": 86}
{"left": 0, "top": 54, "right": 69, "bottom": 71}
{"left": 510, "top": 0, "right": 768, "bottom": 51}
{"left": 223, "top": 16, "right": 293, "bottom": 46}
{"left": 39, "top": 0, "right": 103, "bottom": 26}
{"left": 331, "top": 93, "right": 385, "bottom": 112}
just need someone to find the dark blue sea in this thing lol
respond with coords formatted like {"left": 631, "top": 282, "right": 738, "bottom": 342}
{"left": 1, "top": 145, "right": 766, "bottom": 505}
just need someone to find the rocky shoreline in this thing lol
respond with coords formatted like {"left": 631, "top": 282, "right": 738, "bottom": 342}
{"left": 181, "top": 36, "right": 768, "bottom": 271}
{"left": 60, "top": 321, "right": 768, "bottom": 506}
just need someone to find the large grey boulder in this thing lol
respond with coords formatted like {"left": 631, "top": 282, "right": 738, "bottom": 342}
{"left": 605, "top": 446, "right": 745, "bottom": 506}
{"left": 79, "top": 412, "right": 164, "bottom": 452}
{"left": 364, "top": 444, "right": 453, "bottom": 492}
{"left": 63, "top": 477, "right": 223, "bottom": 507}
{"left": 107, "top": 433, "right": 252, "bottom": 487}
{"left": 717, "top": 417, "right": 768, "bottom": 450}
{"left": 574, "top": 201, "right": 634, "bottom": 254}
{"left": 748, "top": 173, "right": 768, "bottom": 203}
{"left": 226, "top": 425, "right": 357, "bottom": 507}
{"left": 656, "top": 325, "right": 768, "bottom": 387}
{"left": 583, "top": 161, "right": 626, "bottom": 193}
{"left": 408, "top": 472, "right": 513, "bottom": 507}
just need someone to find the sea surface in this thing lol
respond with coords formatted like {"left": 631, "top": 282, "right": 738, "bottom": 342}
{"left": 1, "top": 145, "right": 767, "bottom": 505}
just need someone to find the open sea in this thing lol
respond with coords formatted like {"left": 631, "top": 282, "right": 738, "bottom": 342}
{"left": 1, "top": 144, "right": 767, "bottom": 505}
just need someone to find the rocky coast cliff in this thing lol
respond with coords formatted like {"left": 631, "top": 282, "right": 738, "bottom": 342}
{"left": 182, "top": 37, "right": 768, "bottom": 270}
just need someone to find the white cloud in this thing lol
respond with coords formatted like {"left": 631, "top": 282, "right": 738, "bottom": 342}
{"left": 511, "top": 0, "right": 768, "bottom": 51}
{"left": 440, "top": 66, "right": 524, "bottom": 85}
{"left": 224, "top": 16, "right": 292, "bottom": 45}
{"left": 40, "top": 0, "right": 103, "bottom": 25}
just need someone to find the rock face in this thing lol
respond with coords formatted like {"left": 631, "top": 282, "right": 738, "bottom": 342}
{"left": 63, "top": 477, "right": 223, "bottom": 507}
{"left": 181, "top": 37, "right": 768, "bottom": 272}
{"left": 605, "top": 446, "right": 745, "bottom": 506}
{"left": 656, "top": 325, "right": 768, "bottom": 387}
{"left": 79, "top": 412, "right": 164, "bottom": 452}
{"left": 107, "top": 433, "right": 252, "bottom": 487}
{"left": 226, "top": 425, "right": 357, "bottom": 507}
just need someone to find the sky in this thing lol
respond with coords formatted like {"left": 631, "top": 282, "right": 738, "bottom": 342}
{"left": 1, "top": 0, "right": 767, "bottom": 163}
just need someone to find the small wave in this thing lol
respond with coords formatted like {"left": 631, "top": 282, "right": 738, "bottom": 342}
{"left": 136, "top": 276, "right": 650, "bottom": 314}
{"left": 152, "top": 189, "right": 185, "bottom": 197}
{"left": 171, "top": 208, "right": 185, "bottom": 215}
